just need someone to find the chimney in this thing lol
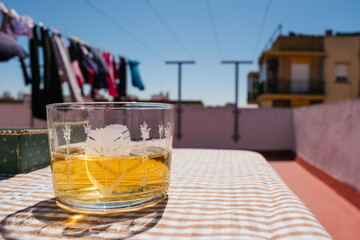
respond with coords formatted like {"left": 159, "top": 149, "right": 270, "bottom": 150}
{"left": 325, "top": 29, "right": 333, "bottom": 36}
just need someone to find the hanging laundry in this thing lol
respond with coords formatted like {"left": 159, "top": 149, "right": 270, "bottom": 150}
{"left": 68, "top": 41, "right": 96, "bottom": 85}
{"left": 29, "top": 26, "right": 41, "bottom": 110}
{"left": 29, "top": 25, "right": 63, "bottom": 120}
{"left": 19, "top": 56, "right": 30, "bottom": 85}
{"left": 102, "top": 51, "right": 118, "bottom": 98}
{"left": 117, "top": 56, "right": 127, "bottom": 99}
{"left": 1, "top": 6, "right": 33, "bottom": 39}
{"left": 66, "top": 39, "right": 86, "bottom": 90}
{"left": 71, "top": 60, "right": 85, "bottom": 89}
{"left": 0, "top": 31, "right": 25, "bottom": 61}
{"left": 51, "top": 32, "right": 84, "bottom": 102}
{"left": 0, "top": 3, "right": 32, "bottom": 85}
{"left": 90, "top": 47, "right": 109, "bottom": 76}
{"left": 1, "top": 2, "right": 142, "bottom": 104}
{"left": 0, "top": 6, "right": 15, "bottom": 38}
{"left": 113, "top": 57, "right": 119, "bottom": 80}
{"left": 128, "top": 60, "right": 144, "bottom": 90}
{"left": 42, "top": 26, "right": 63, "bottom": 113}
{"left": 50, "top": 31, "right": 67, "bottom": 83}
{"left": 86, "top": 47, "right": 108, "bottom": 92}
{"left": 68, "top": 40, "right": 82, "bottom": 62}
{"left": 11, "top": 15, "right": 34, "bottom": 39}
{"left": 79, "top": 56, "right": 97, "bottom": 86}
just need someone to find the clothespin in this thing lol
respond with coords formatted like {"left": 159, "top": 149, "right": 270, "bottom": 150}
{"left": 9, "top": 8, "right": 20, "bottom": 20}
{"left": 50, "top": 26, "right": 59, "bottom": 35}
{"left": 71, "top": 36, "right": 80, "bottom": 43}
{"left": 0, "top": 2, "right": 8, "bottom": 14}
{"left": 82, "top": 41, "right": 89, "bottom": 47}
{"left": 120, "top": 55, "right": 128, "bottom": 63}
{"left": 24, "top": 16, "right": 34, "bottom": 28}
{"left": 38, "top": 21, "right": 46, "bottom": 30}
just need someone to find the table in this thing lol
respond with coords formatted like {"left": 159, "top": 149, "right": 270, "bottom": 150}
{"left": 0, "top": 149, "right": 331, "bottom": 239}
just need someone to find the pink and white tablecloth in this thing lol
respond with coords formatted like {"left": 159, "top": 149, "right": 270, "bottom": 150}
{"left": 0, "top": 149, "right": 331, "bottom": 239}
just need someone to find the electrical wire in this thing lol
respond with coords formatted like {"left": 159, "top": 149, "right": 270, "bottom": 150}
{"left": 252, "top": 0, "right": 272, "bottom": 60}
{"left": 82, "top": 0, "right": 164, "bottom": 61}
{"left": 205, "top": 0, "right": 223, "bottom": 61}
{"left": 144, "top": 0, "right": 194, "bottom": 60}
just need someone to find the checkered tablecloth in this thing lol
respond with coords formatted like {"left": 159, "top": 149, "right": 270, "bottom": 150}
{"left": 0, "top": 149, "right": 331, "bottom": 240}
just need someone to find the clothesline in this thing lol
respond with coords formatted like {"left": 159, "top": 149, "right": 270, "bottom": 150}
{"left": 0, "top": 2, "right": 145, "bottom": 120}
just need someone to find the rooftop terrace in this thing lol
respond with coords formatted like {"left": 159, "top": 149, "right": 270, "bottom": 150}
{"left": 0, "top": 99, "right": 359, "bottom": 239}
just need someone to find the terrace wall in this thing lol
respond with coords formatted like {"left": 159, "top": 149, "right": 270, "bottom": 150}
{"left": 173, "top": 106, "right": 294, "bottom": 151}
{"left": 0, "top": 103, "right": 295, "bottom": 151}
{"left": 0, "top": 103, "right": 47, "bottom": 128}
{"left": 293, "top": 99, "right": 360, "bottom": 192}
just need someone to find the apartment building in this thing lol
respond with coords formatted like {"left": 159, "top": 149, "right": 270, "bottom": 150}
{"left": 248, "top": 30, "right": 360, "bottom": 107}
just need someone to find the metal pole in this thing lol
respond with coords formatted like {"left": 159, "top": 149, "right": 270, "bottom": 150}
{"left": 177, "top": 63, "right": 182, "bottom": 140}
{"left": 234, "top": 63, "right": 239, "bottom": 142}
{"left": 221, "top": 60, "right": 253, "bottom": 142}
{"left": 165, "top": 61, "right": 195, "bottom": 140}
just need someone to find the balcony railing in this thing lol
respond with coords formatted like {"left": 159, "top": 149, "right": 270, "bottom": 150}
{"left": 248, "top": 92, "right": 259, "bottom": 102}
{"left": 258, "top": 79, "right": 325, "bottom": 95}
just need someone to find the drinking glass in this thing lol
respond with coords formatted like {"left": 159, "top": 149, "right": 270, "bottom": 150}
{"left": 46, "top": 102, "right": 174, "bottom": 213}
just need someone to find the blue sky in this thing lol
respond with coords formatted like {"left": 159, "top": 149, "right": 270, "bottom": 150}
{"left": 0, "top": 0, "right": 359, "bottom": 106}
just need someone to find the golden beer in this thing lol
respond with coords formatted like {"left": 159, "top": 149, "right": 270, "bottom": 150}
{"left": 51, "top": 146, "right": 171, "bottom": 212}
{"left": 47, "top": 102, "right": 174, "bottom": 213}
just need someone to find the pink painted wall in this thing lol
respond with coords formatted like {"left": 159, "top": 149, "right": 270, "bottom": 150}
{"left": 173, "top": 106, "right": 294, "bottom": 150}
{"left": 293, "top": 99, "right": 360, "bottom": 192}
{"left": 0, "top": 103, "right": 295, "bottom": 151}
{"left": 0, "top": 103, "right": 47, "bottom": 128}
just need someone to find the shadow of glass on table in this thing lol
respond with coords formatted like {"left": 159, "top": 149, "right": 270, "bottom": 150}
{"left": 0, "top": 197, "right": 168, "bottom": 239}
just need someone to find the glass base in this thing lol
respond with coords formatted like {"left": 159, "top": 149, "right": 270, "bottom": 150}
{"left": 56, "top": 193, "right": 167, "bottom": 214}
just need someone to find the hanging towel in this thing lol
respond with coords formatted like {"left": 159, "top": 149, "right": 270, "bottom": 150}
{"left": 71, "top": 60, "right": 85, "bottom": 89}
{"left": 90, "top": 47, "right": 109, "bottom": 75}
{"left": 102, "top": 51, "right": 118, "bottom": 98}
{"left": 79, "top": 57, "right": 97, "bottom": 86}
{"left": 128, "top": 60, "right": 144, "bottom": 90}
{"left": 51, "top": 33, "right": 84, "bottom": 102}
{"left": 0, "top": 31, "right": 25, "bottom": 61}
{"left": 11, "top": 15, "right": 34, "bottom": 39}
{"left": 0, "top": 9, "right": 16, "bottom": 38}
{"left": 19, "top": 56, "right": 31, "bottom": 85}
{"left": 42, "top": 26, "right": 63, "bottom": 113}
{"left": 1, "top": 7, "right": 34, "bottom": 38}
{"left": 0, "top": 30, "right": 30, "bottom": 84}
{"left": 50, "top": 35, "right": 67, "bottom": 83}
{"left": 68, "top": 40, "right": 82, "bottom": 62}
{"left": 117, "top": 56, "right": 127, "bottom": 99}
{"left": 29, "top": 25, "right": 41, "bottom": 118}
{"left": 30, "top": 25, "right": 63, "bottom": 120}
{"left": 113, "top": 58, "right": 119, "bottom": 80}
{"left": 89, "top": 47, "right": 109, "bottom": 90}
{"left": 0, "top": 9, "right": 30, "bottom": 84}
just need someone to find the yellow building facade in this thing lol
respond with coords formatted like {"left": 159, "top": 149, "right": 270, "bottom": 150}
{"left": 324, "top": 34, "right": 360, "bottom": 103}
{"left": 248, "top": 31, "right": 360, "bottom": 107}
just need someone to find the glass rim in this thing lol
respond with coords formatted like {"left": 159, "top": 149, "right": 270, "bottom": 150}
{"left": 46, "top": 101, "right": 175, "bottom": 110}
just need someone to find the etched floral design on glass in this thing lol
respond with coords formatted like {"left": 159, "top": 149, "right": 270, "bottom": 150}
{"left": 46, "top": 102, "right": 174, "bottom": 213}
